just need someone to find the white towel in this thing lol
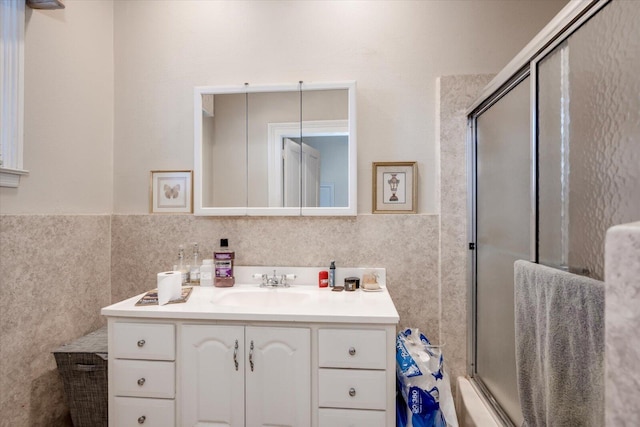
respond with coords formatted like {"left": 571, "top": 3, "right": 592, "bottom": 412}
{"left": 514, "top": 260, "right": 604, "bottom": 427}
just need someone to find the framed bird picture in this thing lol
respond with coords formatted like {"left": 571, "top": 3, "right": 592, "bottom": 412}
{"left": 150, "top": 170, "right": 193, "bottom": 213}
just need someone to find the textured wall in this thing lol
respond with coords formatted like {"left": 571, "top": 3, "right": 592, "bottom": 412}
{"left": 565, "top": 0, "right": 640, "bottom": 280}
{"left": 0, "top": 215, "right": 111, "bottom": 427}
{"left": 111, "top": 214, "right": 440, "bottom": 340}
{"left": 605, "top": 222, "right": 640, "bottom": 426}
{"left": 438, "top": 74, "right": 494, "bottom": 385}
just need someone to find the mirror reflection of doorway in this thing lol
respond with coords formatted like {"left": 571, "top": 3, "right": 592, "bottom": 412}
{"left": 282, "top": 138, "right": 321, "bottom": 207}
{"left": 268, "top": 120, "right": 348, "bottom": 208}
{"left": 284, "top": 136, "right": 347, "bottom": 207}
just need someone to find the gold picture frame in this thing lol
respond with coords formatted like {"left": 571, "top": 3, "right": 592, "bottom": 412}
{"left": 150, "top": 170, "right": 193, "bottom": 214}
{"left": 372, "top": 162, "right": 417, "bottom": 214}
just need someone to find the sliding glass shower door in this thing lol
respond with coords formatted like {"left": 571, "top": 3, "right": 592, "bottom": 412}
{"left": 469, "top": 1, "right": 640, "bottom": 424}
{"left": 474, "top": 77, "right": 530, "bottom": 426}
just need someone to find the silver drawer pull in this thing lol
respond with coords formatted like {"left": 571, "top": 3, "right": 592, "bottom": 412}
{"left": 349, "top": 387, "right": 356, "bottom": 397}
{"left": 348, "top": 347, "right": 356, "bottom": 356}
{"left": 137, "top": 378, "right": 145, "bottom": 386}
{"left": 249, "top": 340, "right": 255, "bottom": 372}
{"left": 137, "top": 339, "right": 146, "bottom": 347}
{"left": 138, "top": 415, "right": 146, "bottom": 424}
{"left": 234, "top": 340, "right": 239, "bottom": 371}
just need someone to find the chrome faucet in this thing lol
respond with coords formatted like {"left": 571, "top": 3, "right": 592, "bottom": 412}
{"left": 255, "top": 270, "right": 295, "bottom": 288}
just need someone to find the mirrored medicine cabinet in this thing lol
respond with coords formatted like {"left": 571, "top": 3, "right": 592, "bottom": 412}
{"left": 194, "top": 81, "right": 357, "bottom": 216}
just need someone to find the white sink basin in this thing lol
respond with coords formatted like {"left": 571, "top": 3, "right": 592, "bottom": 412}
{"left": 212, "top": 289, "right": 312, "bottom": 308}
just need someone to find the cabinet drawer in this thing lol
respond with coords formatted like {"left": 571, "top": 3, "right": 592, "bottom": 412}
{"left": 113, "top": 397, "right": 174, "bottom": 427}
{"left": 318, "top": 369, "right": 386, "bottom": 410}
{"left": 319, "top": 408, "right": 386, "bottom": 427}
{"left": 318, "top": 329, "right": 386, "bottom": 369}
{"left": 113, "top": 360, "right": 175, "bottom": 398}
{"left": 112, "top": 323, "right": 175, "bottom": 360}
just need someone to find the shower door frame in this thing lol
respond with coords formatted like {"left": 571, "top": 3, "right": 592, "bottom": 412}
{"left": 466, "top": 0, "right": 611, "bottom": 424}
{"left": 466, "top": 69, "right": 533, "bottom": 426}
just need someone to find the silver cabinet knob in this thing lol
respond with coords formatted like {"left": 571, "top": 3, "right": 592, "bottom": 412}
{"left": 137, "top": 339, "right": 145, "bottom": 347}
{"left": 349, "top": 387, "right": 356, "bottom": 397}
{"left": 137, "top": 378, "right": 145, "bottom": 386}
{"left": 348, "top": 347, "right": 356, "bottom": 356}
{"left": 137, "top": 415, "right": 146, "bottom": 424}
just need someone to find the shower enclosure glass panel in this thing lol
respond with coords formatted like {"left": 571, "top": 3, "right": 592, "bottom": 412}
{"left": 537, "top": 41, "right": 570, "bottom": 270}
{"left": 537, "top": 0, "right": 640, "bottom": 280}
{"left": 475, "top": 77, "right": 530, "bottom": 426}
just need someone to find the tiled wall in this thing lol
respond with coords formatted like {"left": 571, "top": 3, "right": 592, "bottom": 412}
{"left": 438, "top": 74, "right": 494, "bottom": 382}
{"left": 0, "top": 215, "right": 111, "bottom": 427}
{"left": 605, "top": 222, "right": 640, "bottom": 425}
{"left": 110, "top": 214, "right": 440, "bottom": 338}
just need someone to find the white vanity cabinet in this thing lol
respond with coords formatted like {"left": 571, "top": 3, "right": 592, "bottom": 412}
{"left": 180, "top": 324, "right": 311, "bottom": 426}
{"left": 103, "top": 280, "right": 399, "bottom": 427}
{"left": 108, "top": 320, "right": 394, "bottom": 427}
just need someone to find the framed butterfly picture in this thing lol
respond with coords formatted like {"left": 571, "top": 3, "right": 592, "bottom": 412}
{"left": 150, "top": 170, "right": 193, "bottom": 213}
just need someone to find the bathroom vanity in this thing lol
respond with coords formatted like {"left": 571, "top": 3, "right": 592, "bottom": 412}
{"left": 101, "top": 268, "right": 399, "bottom": 427}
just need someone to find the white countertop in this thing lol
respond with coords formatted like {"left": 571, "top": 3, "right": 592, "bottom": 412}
{"left": 101, "top": 284, "right": 400, "bottom": 324}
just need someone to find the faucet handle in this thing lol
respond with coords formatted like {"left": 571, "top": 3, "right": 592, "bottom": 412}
{"left": 252, "top": 273, "right": 269, "bottom": 287}
{"left": 282, "top": 273, "right": 296, "bottom": 287}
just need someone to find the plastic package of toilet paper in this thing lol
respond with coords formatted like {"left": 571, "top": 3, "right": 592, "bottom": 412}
{"left": 157, "top": 271, "right": 182, "bottom": 305}
{"left": 396, "top": 329, "right": 458, "bottom": 427}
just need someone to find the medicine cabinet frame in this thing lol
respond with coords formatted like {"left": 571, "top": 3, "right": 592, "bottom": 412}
{"left": 193, "top": 81, "right": 357, "bottom": 216}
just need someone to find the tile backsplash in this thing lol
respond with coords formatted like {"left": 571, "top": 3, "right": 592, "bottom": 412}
{"left": 110, "top": 214, "right": 440, "bottom": 337}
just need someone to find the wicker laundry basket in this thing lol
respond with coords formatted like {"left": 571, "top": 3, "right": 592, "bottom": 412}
{"left": 53, "top": 326, "right": 108, "bottom": 427}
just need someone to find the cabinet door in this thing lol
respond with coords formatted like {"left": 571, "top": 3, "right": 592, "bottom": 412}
{"left": 245, "top": 327, "right": 311, "bottom": 427}
{"left": 181, "top": 325, "right": 244, "bottom": 427}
